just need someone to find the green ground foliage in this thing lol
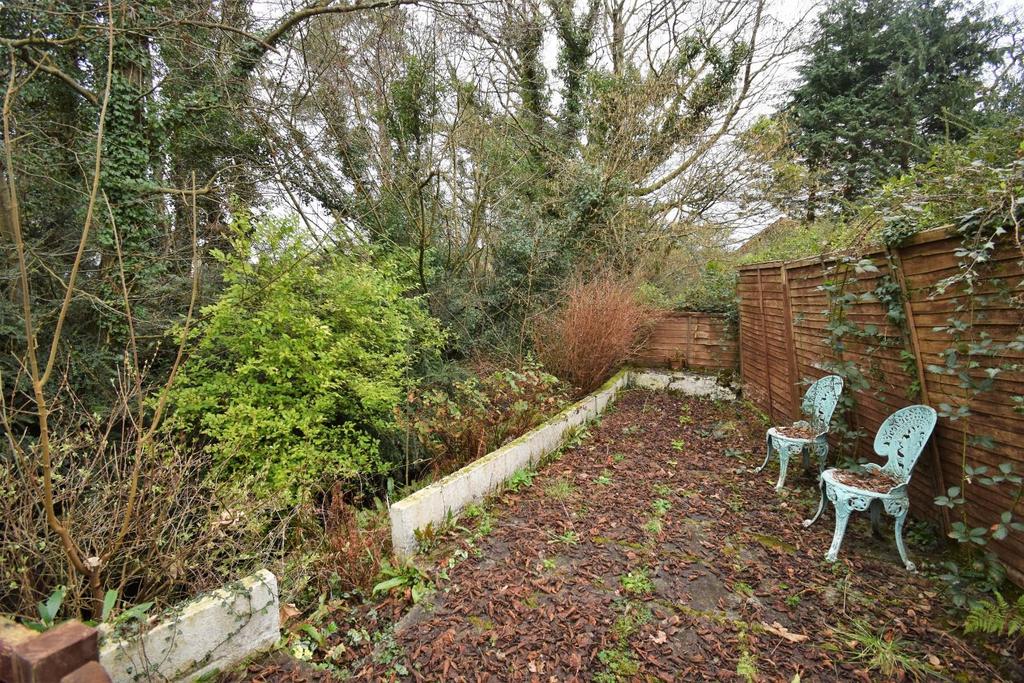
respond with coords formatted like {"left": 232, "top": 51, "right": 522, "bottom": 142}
{"left": 165, "top": 216, "right": 444, "bottom": 503}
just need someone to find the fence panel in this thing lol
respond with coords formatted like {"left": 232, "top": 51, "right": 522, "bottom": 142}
{"left": 634, "top": 312, "right": 737, "bottom": 372}
{"left": 738, "top": 226, "right": 1024, "bottom": 583}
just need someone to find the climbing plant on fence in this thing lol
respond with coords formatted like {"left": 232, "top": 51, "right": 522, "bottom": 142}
{"left": 912, "top": 213, "right": 1024, "bottom": 576}
{"left": 738, "top": 223, "right": 1024, "bottom": 587}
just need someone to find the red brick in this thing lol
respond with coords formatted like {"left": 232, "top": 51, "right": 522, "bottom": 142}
{"left": 60, "top": 662, "right": 111, "bottom": 683}
{"left": 0, "top": 618, "right": 37, "bottom": 683}
{"left": 11, "top": 622, "right": 98, "bottom": 683}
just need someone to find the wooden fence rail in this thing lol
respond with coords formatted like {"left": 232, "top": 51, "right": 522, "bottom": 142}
{"left": 633, "top": 312, "right": 737, "bottom": 372}
{"left": 737, "top": 226, "right": 1024, "bottom": 584}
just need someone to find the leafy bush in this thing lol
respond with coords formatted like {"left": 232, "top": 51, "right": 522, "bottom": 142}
{"left": 864, "top": 122, "right": 1024, "bottom": 244}
{"left": 166, "top": 216, "right": 444, "bottom": 503}
{"left": 401, "top": 362, "right": 567, "bottom": 475}
{"left": 533, "top": 275, "right": 656, "bottom": 394}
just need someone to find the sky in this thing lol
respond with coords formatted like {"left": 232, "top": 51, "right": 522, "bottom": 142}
{"left": 256, "top": 0, "right": 1024, "bottom": 243}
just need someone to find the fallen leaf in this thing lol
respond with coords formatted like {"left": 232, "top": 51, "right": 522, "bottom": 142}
{"left": 652, "top": 630, "right": 668, "bottom": 644}
{"left": 763, "top": 621, "right": 810, "bottom": 643}
{"left": 280, "top": 602, "right": 301, "bottom": 624}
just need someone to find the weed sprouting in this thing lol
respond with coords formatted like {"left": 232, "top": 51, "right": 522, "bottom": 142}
{"left": 833, "top": 619, "right": 939, "bottom": 680}
{"left": 545, "top": 477, "right": 576, "bottom": 500}
{"left": 507, "top": 468, "right": 536, "bottom": 492}
{"left": 547, "top": 529, "right": 580, "bottom": 546}
{"left": 620, "top": 568, "right": 655, "bottom": 596}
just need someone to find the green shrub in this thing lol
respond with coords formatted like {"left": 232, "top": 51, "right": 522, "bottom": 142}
{"left": 166, "top": 215, "right": 443, "bottom": 502}
{"left": 402, "top": 361, "right": 567, "bottom": 475}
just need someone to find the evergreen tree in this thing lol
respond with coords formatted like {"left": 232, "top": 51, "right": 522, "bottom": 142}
{"left": 788, "top": 0, "right": 1005, "bottom": 219}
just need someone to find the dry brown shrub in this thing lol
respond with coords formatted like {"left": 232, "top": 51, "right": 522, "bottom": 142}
{"left": 0, "top": 427, "right": 276, "bottom": 619}
{"left": 533, "top": 275, "right": 658, "bottom": 394}
{"left": 319, "top": 484, "right": 390, "bottom": 594}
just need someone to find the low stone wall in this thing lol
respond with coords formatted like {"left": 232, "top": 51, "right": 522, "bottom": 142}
{"left": 630, "top": 369, "right": 737, "bottom": 401}
{"left": 390, "top": 369, "right": 632, "bottom": 558}
{"left": 389, "top": 369, "right": 735, "bottom": 558}
{"left": 99, "top": 570, "right": 279, "bottom": 682}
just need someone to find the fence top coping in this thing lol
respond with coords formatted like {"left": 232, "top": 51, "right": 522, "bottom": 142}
{"left": 656, "top": 310, "right": 731, "bottom": 318}
{"left": 736, "top": 224, "right": 957, "bottom": 272}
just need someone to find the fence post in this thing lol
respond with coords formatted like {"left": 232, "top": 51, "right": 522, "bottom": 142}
{"left": 779, "top": 263, "right": 801, "bottom": 419}
{"left": 887, "top": 246, "right": 951, "bottom": 534}
{"left": 755, "top": 266, "right": 776, "bottom": 422}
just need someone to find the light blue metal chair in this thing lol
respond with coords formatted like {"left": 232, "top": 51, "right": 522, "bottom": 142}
{"left": 755, "top": 375, "right": 843, "bottom": 490}
{"left": 804, "top": 405, "right": 937, "bottom": 571}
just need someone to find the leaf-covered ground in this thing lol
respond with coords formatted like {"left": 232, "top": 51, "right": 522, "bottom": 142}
{"left": 233, "top": 389, "right": 1022, "bottom": 681}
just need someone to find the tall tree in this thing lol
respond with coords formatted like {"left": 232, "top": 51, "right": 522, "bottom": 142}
{"left": 788, "top": 0, "right": 1005, "bottom": 220}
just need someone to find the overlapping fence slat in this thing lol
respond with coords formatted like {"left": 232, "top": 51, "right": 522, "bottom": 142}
{"left": 738, "top": 226, "right": 1024, "bottom": 584}
{"left": 634, "top": 312, "right": 737, "bottom": 372}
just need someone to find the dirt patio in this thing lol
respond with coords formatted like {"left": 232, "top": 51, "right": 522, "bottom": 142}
{"left": 236, "top": 389, "right": 1022, "bottom": 681}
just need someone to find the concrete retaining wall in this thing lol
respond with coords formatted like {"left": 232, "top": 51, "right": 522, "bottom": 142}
{"left": 99, "top": 570, "right": 279, "bottom": 682}
{"left": 390, "top": 369, "right": 632, "bottom": 558}
{"left": 630, "top": 369, "right": 737, "bottom": 401}
{"left": 389, "top": 369, "right": 733, "bottom": 558}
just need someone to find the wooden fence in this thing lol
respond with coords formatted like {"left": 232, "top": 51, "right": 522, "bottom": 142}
{"left": 737, "top": 226, "right": 1024, "bottom": 583}
{"left": 634, "top": 312, "right": 737, "bottom": 372}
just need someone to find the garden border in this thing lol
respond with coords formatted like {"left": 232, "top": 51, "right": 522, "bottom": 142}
{"left": 389, "top": 369, "right": 736, "bottom": 558}
{"left": 98, "top": 569, "right": 279, "bottom": 682}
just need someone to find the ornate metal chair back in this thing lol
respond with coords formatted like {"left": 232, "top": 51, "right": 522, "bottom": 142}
{"left": 873, "top": 405, "right": 938, "bottom": 482}
{"left": 801, "top": 375, "right": 844, "bottom": 434}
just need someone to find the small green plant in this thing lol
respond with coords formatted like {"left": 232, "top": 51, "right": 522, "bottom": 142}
{"left": 415, "top": 518, "right": 446, "bottom": 552}
{"left": 547, "top": 529, "right": 580, "bottom": 546}
{"left": 671, "top": 439, "right": 685, "bottom": 451}
{"left": 651, "top": 498, "right": 671, "bottom": 516}
{"left": 734, "top": 582, "right": 754, "bottom": 598}
{"left": 644, "top": 517, "right": 664, "bottom": 535}
{"left": 653, "top": 483, "right": 673, "bottom": 497}
{"left": 963, "top": 592, "right": 1024, "bottom": 639}
{"left": 785, "top": 594, "right": 801, "bottom": 608}
{"left": 736, "top": 649, "right": 757, "bottom": 682}
{"left": 611, "top": 452, "right": 625, "bottom": 463}
{"left": 833, "top": 619, "right": 939, "bottom": 679}
{"left": 620, "top": 568, "right": 655, "bottom": 596}
{"left": 595, "top": 470, "right": 613, "bottom": 485}
{"left": 595, "top": 648, "right": 640, "bottom": 681}
{"left": 25, "top": 586, "right": 65, "bottom": 632}
{"left": 462, "top": 503, "right": 495, "bottom": 536}
{"left": 541, "top": 558, "right": 557, "bottom": 571}
{"left": 507, "top": 468, "right": 535, "bottom": 492}
{"left": 373, "top": 560, "right": 432, "bottom": 604}
{"left": 596, "top": 602, "right": 651, "bottom": 682}
{"left": 544, "top": 477, "right": 576, "bottom": 500}
{"left": 612, "top": 604, "right": 652, "bottom": 640}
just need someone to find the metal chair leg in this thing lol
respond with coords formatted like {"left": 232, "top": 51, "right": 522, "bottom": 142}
{"left": 825, "top": 499, "right": 851, "bottom": 562}
{"left": 775, "top": 446, "right": 792, "bottom": 491}
{"left": 803, "top": 477, "right": 826, "bottom": 527}
{"left": 755, "top": 434, "right": 773, "bottom": 473}
{"left": 894, "top": 512, "right": 915, "bottom": 572}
